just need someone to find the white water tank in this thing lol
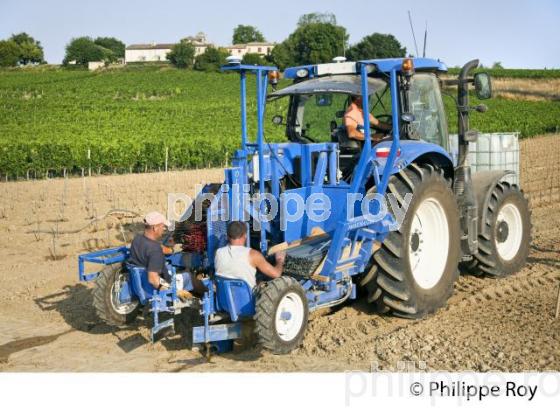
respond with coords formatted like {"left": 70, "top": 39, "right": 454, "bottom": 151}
{"left": 448, "top": 132, "right": 520, "bottom": 185}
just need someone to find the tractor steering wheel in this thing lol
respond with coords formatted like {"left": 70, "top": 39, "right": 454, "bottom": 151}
{"left": 372, "top": 114, "right": 393, "bottom": 133}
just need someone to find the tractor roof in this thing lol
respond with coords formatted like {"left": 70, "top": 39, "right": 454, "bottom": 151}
{"left": 283, "top": 58, "right": 448, "bottom": 79}
{"left": 268, "top": 74, "right": 386, "bottom": 100}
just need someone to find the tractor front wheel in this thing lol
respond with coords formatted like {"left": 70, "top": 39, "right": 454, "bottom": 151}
{"left": 360, "top": 163, "right": 461, "bottom": 318}
{"left": 254, "top": 277, "right": 308, "bottom": 354}
{"left": 93, "top": 264, "right": 140, "bottom": 326}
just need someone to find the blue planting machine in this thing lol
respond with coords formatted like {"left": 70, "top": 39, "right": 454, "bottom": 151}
{"left": 78, "top": 57, "right": 531, "bottom": 355}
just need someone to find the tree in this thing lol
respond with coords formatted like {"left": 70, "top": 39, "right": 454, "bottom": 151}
{"left": 271, "top": 21, "right": 348, "bottom": 68}
{"left": 167, "top": 41, "right": 196, "bottom": 68}
{"left": 0, "top": 40, "right": 20, "bottom": 67}
{"left": 297, "top": 12, "right": 337, "bottom": 26}
{"left": 492, "top": 61, "right": 504, "bottom": 69}
{"left": 9, "top": 32, "right": 44, "bottom": 64}
{"left": 346, "top": 33, "right": 406, "bottom": 61}
{"left": 232, "top": 25, "right": 265, "bottom": 44}
{"left": 242, "top": 53, "right": 266, "bottom": 66}
{"left": 269, "top": 43, "right": 294, "bottom": 70}
{"left": 63, "top": 37, "right": 113, "bottom": 66}
{"left": 194, "top": 46, "right": 230, "bottom": 72}
{"left": 94, "top": 37, "right": 125, "bottom": 60}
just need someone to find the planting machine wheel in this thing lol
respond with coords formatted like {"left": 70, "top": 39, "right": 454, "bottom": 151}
{"left": 254, "top": 277, "right": 308, "bottom": 354}
{"left": 93, "top": 264, "right": 140, "bottom": 326}
{"left": 466, "top": 181, "right": 531, "bottom": 277}
{"left": 360, "top": 163, "right": 461, "bottom": 318}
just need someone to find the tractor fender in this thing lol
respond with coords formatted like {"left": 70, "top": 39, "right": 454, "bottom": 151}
{"left": 374, "top": 140, "right": 454, "bottom": 180}
{"left": 472, "top": 170, "right": 516, "bottom": 236}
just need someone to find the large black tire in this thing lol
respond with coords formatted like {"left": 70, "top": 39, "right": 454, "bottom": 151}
{"left": 93, "top": 265, "right": 140, "bottom": 326}
{"left": 466, "top": 181, "right": 531, "bottom": 277}
{"left": 360, "top": 163, "right": 461, "bottom": 318}
{"left": 254, "top": 277, "right": 308, "bottom": 354}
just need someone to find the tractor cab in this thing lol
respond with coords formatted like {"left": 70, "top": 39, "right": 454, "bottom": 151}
{"left": 268, "top": 73, "right": 390, "bottom": 175}
{"left": 268, "top": 58, "right": 451, "bottom": 175}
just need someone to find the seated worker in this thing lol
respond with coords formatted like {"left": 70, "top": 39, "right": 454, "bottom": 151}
{"left": 128, "top": 211, "right": 201, "bottom": 299}
{"left": 344, "top": 94, "right": 391, "bottom": 144}
{"left": 215, "top": 221, "right": 285, "bottom": 289}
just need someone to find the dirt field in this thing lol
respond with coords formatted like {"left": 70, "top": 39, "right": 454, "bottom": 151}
{"left": 0, "top": 135, "right": 559, "bottom": 372}
{"left": 492, "top": 78, "right": 560, "bottom": 101}
{"left": 441, "top": 77, "right": 560, "bottom": 101}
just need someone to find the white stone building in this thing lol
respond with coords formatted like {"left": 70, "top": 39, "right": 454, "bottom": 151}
{"left": 225, "top": 42, "right": 275, "bottom": 57}
{"left": 125, "top": 43, "right": 175, "bottom": 63}
{"left": 125, "top": 33, "right": 213, "bottom": 63}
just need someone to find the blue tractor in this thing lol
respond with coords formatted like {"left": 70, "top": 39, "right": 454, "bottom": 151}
{"left": 78, "top": 57, "right": 531, "bottom": 355}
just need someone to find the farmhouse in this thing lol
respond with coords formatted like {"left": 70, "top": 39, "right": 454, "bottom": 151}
{"left": 125, "top": 43, "right": 175, "bottom": 63}
{"left": 225, "top": 42, "right": 276, "bottom": 57}
{"left": 125, "top": 32, "right": 275, "bottom": 63}
{"left": 125, "top": 32, "right": 213, "bottom": 63}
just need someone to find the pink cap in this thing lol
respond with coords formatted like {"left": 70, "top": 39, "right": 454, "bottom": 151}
{"left": 144, "top": 211, "right": 170, "bottom": 227}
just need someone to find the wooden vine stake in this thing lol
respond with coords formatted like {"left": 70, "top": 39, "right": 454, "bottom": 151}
{"left": 87, "top": 148, "right": 91, "bottom": 177}
{"left": 554, "top": 283, "right": 560, "bottom": 319}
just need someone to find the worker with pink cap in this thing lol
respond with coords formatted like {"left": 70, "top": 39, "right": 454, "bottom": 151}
{"left": 128, "top": 211, "right": 193, "bottom": 299}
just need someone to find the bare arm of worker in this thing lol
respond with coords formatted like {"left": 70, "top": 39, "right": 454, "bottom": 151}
{"left": 148, "top": 271, "right": 161, "bottom": 289}
{"left": 345, "top": 112, "right": 381, "bottom": 138}
{"left": 368, "top": 113, "right": 393, "bottom": 132}
{"left": 346, "top": 121, "right": 383, "bottom": 141}
{"left": 249, "top": 249, "right": 285, "bottom": 279}
{"left": 346, "top": 122, "right": 365, "bottom": 140}
{"left": 346, "top": 115, "right": 389, "bottom": 141}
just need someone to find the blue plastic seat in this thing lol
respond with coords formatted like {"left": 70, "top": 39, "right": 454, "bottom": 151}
{"left": 126, "top": 265, "right": 156, "bottom": 305}
{"left": 214, "top": 276, "right": 255, "bottom": 322}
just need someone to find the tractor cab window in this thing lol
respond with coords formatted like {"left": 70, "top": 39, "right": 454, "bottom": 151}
{"left": 269, "top": 75, "right": 389, "bottom": 143}
{"left": 298, "top": 93, "right": 348, "bottom": 142}
{"left": 298, "top": 86, "right": 392, "bottom": 143}
{"left": 408, "top": 73, "right": 449, "bottom": 149}
{"left": 370, "top": 86, "right": 392, "bottom": 121}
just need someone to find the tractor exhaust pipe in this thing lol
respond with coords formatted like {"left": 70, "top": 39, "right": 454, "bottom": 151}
{"left": 455, "top": 59, "right": 479, "bottom": 257}
{"left": 457, "top": 59, "right": 479, "bottom": 167}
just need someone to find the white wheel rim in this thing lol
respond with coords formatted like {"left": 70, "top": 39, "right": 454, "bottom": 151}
{"left": 275, "top": 292, "right": 305, "bottom": 342}
{"left": 408, "top": 197, "right": 450, "bottom": 289}
{"left": 110, "top": 273, "right": 139, "bottom": 315}
{"left": 495, "top": 203, "right": 523, "bottom": 261}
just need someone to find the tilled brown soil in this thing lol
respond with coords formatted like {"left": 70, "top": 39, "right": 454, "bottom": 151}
{"left": 0, "top": 136, "right": 559, "bottom": 372}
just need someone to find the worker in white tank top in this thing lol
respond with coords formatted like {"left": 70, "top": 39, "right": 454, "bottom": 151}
{"left": 215, "top": 221, "right": 285, "bottom": 289}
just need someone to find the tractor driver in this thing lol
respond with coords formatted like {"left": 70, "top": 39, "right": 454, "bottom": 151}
{"left": 215, "top": 221, "right": 286, "bottom": 289}
{"left": 344, "top": 94, "right": 391, "bottom": 144}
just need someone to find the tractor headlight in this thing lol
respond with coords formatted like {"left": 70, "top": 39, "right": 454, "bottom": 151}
{"left": 296, "top": 68, "right": 309, "bottom": 78}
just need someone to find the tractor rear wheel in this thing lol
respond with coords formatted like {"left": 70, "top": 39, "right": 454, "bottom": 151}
{"left": 93, "top": 264, "right": 140, "bottom": 326}
{"left": 254, "top": 277, "right": 308, "bottom": 354}
{"left": 360, "top": 163, "right": 461, "bottom": 318}
{"left": 465, "top": 182, "right": 531, "bottom": 277}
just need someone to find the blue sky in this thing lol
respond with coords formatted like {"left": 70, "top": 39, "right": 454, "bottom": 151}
{"left": 1, "top": 0, "right": 558, "bottom": 68}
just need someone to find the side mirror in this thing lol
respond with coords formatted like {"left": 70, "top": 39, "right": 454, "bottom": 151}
{"left": 315, "top": 94, "right": 332, "bottom": 107}
{"left": 474, "top": 72, "right": 492, "bottom": 100}
{"left": 272, "top": 115, "right": 283, "bottom": 125}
